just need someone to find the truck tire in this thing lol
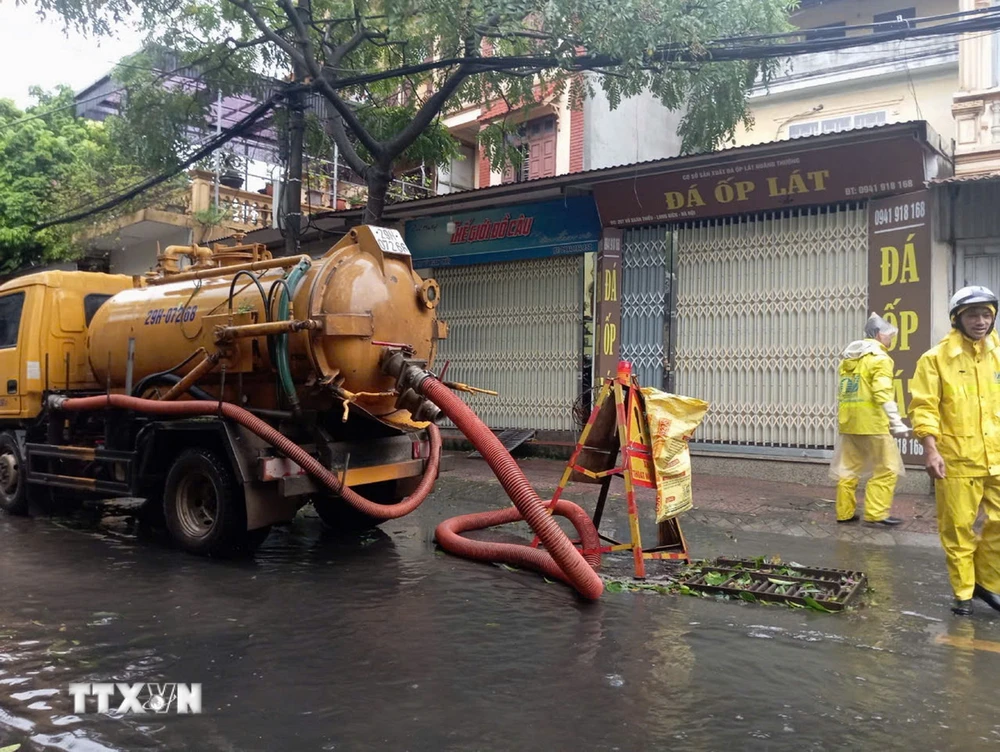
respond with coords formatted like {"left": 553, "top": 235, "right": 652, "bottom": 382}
{"left": 163, "top": 448, "right": 267, "bottom": 557}
{"left": 0, "top": 432, "right": 28, "bottom": 516}
{"left": 312, "top": 478, "right": 417, "bottom": 533}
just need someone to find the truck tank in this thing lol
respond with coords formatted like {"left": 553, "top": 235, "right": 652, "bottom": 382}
{"left": 86, "top": 225, "right": 445, "bottom": 427}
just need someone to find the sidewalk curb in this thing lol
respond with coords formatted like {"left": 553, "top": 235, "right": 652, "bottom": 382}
{"left": 435, "top": 453, "right": 941, "bottom": 549}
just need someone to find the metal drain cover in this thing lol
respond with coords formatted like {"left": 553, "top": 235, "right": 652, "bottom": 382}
{"left": 680, "top": 557, "right": 867, "bottom": 611}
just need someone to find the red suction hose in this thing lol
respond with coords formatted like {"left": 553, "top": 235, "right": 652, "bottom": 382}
{"left": 418, "top": 377, "right": 603, "bottom": 600}
{"left": 55, "top": 385, "right": 604, "bottom": 600}
{"left": 53, "top": 395, "right": 439, "bottom": 520}
{"left": 434, "top": 501, "right": 601, "bottom": 589}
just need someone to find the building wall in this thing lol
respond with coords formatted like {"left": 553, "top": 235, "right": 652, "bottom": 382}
{"left": 108, "top": 228, "right": 192, "bottom": 277}
{"left": 555, "top": 92, "right": 572, "bottom": 176}
{"left": 792, "top": 0, "right": 954, "bottom": 34}
{"left": 582, "top": 86, "right": 685, "bottom": 170}
{"left": 733, "top": 71, "right": 956, "bottom": 147}
{"left": 951, "top": 0, "right": 1000, "bottom": 174}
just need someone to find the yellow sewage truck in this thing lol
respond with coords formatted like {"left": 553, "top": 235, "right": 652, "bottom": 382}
{"left": 0, "top": 226, "right": 447, "bottom": 555}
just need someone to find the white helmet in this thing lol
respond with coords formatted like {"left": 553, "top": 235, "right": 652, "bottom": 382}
{"left": 950, "top": 285, "right": 998, "bottom": 320}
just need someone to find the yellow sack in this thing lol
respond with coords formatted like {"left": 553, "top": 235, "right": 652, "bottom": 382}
{"left": 640, "top": 388, "right": 710, "bottom": 523}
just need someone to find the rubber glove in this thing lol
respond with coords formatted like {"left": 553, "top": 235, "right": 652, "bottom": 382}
{"left": 882, "top": 400, "right": 910, "bottom": 437}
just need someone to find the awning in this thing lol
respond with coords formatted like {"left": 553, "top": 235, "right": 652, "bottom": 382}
{"left": 929, "top": 171, "right": 1000, "bottom": 186}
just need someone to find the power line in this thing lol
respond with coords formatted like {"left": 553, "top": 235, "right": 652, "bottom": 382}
{"left": 715, "top": 4, "right": 1000, "bottom": 44}
{"left": 31, "top": 3, "right": 1000, "bottom": 230}
{"left": 322, "top": 7, "right": 1000, "bottom": 89}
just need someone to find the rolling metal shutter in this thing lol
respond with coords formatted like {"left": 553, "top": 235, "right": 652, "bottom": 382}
{"left": 432, "top": 256, "right": 583, "bottom": 431}
{"left": 674, "top": 205, "right": 868, "bottom": 449}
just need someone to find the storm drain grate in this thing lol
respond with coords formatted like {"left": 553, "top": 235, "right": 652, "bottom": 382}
{"left": 679, "top": 558, "right": 868, "bottom": 611}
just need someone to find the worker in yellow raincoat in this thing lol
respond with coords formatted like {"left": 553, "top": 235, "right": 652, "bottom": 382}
{"left": 910, "top": 285, "right": 1000, "bottom": 616}
{"left": 831, "top": 312, "right": 909, "bottom": 525}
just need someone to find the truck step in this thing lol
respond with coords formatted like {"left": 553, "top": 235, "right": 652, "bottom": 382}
{"left": 25, "top": 444, "right": 135, "bottom": 463}
{"left": 25, "top": 471, "right": 130, "bottom": 495}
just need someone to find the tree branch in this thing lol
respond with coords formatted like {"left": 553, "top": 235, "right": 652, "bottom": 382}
{"left": 277, "top": 0, "right": 319, "bottom": 73}
{"left": 224, "top": 0, "right": 307, "bottom": 69}
{"left": 382, "top": 64, "right": 471, "bottom": 158}
{"left": 327, "top": 26, "right": 385, "bottom": 70}
{"left": 264, "top": 0, "right": 385, "bottom": 160}
{"left": 326, "top": 112, "right": 369, "bottom": 176}
{"left": 310, "top": 77, "right": 384, "bottom": 159}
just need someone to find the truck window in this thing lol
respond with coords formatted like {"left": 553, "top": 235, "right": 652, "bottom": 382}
{"left": 84, "top": 293, "right": 112, "bottom": 327}
{"left": 0, "top": 292, "right": 25, "bottom": 349}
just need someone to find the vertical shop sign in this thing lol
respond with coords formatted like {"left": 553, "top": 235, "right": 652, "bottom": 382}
{"left": 868, "top": 189, "right": 933, "bottom": 463}
{"left": 595, "top": 229, "right": 623, "bottom": 384}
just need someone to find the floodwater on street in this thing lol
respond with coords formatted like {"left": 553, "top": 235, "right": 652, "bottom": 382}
{"left": 2, "top": 474, "right": 1000, "bottom": 751}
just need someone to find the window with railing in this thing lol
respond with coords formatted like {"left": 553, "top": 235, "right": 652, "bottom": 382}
{"left": 788, "top": 110, "right": 886, "bottom": 139}
{"left": 501, "top": 116, "right": 557, "bottom": 184}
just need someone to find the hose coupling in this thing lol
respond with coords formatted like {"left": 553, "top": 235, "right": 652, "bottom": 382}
{"left": 380, "top": 350, "right": 432, "bottom": 393}
{"left": 396, "top": 388, "right": 441, "bottom": 423}
{"left": 380, "top": 350, "right": 442, "bottom": 423}
{"left": 47, "top": 395, "right": 68, "bottom": 410}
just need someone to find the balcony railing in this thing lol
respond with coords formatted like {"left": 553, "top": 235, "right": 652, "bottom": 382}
{"left": 187, "top": 167, "right": 436, "bottom": 240}
{"left": 755, "top": 36, "right": 958, "bottom": 95}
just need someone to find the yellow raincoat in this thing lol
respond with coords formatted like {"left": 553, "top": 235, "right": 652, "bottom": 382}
{"left": 837, "top": 339, "right": 894, "bottom": 434}
{"left": 831, "top": 339, "right": 903, "bottom": 522}
{"left": 910, "top": 329, "right": 1000, "bottom": 599}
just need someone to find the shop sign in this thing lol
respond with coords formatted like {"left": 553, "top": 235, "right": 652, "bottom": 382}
{"left": 594, "top": 229, "right": 623, "bottom": 384}
{"left": 867, "top": 189, "right": 933, "bottom": 464}
{"left": 593, "top": 135, "right": 926, "bottom": 225}
{"left": 403, "top": 196, "right": 601, "bottom": 266}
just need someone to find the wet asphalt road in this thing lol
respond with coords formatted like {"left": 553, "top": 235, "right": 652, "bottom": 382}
{"left": 2, "top": 474, "right": 1000, "bottom": 752}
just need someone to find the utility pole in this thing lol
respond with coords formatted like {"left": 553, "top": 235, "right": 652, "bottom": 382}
{"left": 282, "top": 0, "right": 308, "bottom": 257}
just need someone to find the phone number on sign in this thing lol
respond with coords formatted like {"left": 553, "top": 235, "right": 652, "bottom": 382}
{"left": 896, "top": 437, "right": 924, "bottom": 457}
{"left": 843, "top": 179, "right": 916, "bottom": 197}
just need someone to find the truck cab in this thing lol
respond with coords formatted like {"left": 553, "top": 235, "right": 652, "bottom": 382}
{"left": 0, "top": 271, "right": 134, "bottom": 423}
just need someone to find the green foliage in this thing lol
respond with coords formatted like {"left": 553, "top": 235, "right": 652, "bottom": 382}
{"left": 192, "top": 205, "right": 231, "bottom": 227}
{"left": 29, "top": 0, "right": 797, "bottom": 220}
{"left": 0, "top": 87, "right": 137, "bottom": 271}
{"left": 0, "top": 86, "right": 177, "bottom": 272}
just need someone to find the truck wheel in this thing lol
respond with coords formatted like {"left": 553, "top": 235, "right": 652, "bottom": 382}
{"left": 312, "top": 478, "right": 416, "bottom": 533}
{"left": 163, "top": 448, "right": 261, "bottom": 557}
{"left": 0, "top": 432, "right": 28, "bottom": 515}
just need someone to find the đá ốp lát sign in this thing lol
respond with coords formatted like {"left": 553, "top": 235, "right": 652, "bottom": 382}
{"left": 592, "top": 134, "right": 926, "bottom": 225}
{"left": 868, "top": 189, "right": 933, "bottom": 465}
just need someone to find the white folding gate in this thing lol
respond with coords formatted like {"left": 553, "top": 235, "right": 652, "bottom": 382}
{"left": 671, "top": 205, "right": 868, "bottom": 449}
{"left": 431, "top": 256, "right": 583, "bottom": 431}
{"left": 621, "top": 226, "right": 672, "bottom": 391}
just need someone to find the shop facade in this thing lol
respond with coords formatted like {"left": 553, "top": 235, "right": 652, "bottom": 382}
{"left": 366, "top": 122, "right": 951, "bottom": 464}
{"left": 590, "top": 122, "right": 951, "bottom": 463}
{"left": 404, "top": 196, "right": 601, "bottom": 432}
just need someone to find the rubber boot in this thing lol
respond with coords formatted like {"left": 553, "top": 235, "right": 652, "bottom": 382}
{"left": 952, "top": 599, "right": 974, "bottom": 616}
{"left": 974, "top": 583, "right": 1000, "bottom": 614}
